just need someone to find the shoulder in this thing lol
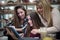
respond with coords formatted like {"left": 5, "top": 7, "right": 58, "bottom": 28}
{"left": 51, "top": 8, "right": 60, "bottom": 17}
{"left": 52, "top": 8, "right": 60, "bottom": 14}
{"left": 51, "top": 8, "right": 60, "bottom": 21}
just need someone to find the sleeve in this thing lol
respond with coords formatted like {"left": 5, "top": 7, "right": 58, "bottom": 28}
{"left": 47, "top": 8, "right": 60, "bottom": 33}
{"left": 38, "top": 8, "right": 60, "bottom": 34}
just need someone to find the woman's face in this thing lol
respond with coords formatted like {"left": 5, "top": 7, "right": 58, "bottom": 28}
{"left": 37, "top": 5, "right": 43, "bottom": 14}
{"left": 17, "top": 8, "right": 25, "bottom": 20}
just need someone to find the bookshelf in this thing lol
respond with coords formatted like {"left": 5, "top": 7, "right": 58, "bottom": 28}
{"left": 0, "top": 0, "right": 37, "bottom": 27}
{"left": 0, "top": 0, "right": 60, "bottom": 28}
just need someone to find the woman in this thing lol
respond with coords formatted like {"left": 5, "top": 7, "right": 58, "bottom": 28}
{"left": 27, "top": 12, "right": 44, "bottom": 38}
{"left": 7, "top": 5, "right": 43, "bottom": 38}
{"left": 13, "top": 5, "right": 44, "bottom": 38}
{"left": 5, "top": 5, "right": 33, "bottom": 40}
{"left": 13, "top": 5, "right": 34, "bottom": 37}
{"left": 31, "top": 0, "right": 60, "bottom": 38}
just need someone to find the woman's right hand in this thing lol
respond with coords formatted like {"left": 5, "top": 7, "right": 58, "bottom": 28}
{"left": 31, "top": 29, "right": 39, "bottom": 34}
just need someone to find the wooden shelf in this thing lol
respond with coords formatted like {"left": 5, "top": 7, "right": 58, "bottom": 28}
{"left": 0, "top": 10, "right": 14, "bottom": 14}
{"left": 20, "top": 2, "right": 37, "bottom": 5}
{"left": 0, "top": 2, "right": 37, "bottom": 7}
{"left": 0, "top": 2, "right": 37, "bottom": 14}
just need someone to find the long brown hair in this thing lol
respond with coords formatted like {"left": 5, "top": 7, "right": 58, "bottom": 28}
{"left": 13, "top": 5, "right": 27, "bottom": 27}
{"left": 29, "top": 12, "right": 44, "bottom": 29}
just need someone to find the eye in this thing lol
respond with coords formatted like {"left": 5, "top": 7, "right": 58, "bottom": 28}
{"left": 37, "top": 6, "right": 43, "bottom": 9}
{"left": 17, "top": 12, "right": 23, "bottom": 14}
{"left": 20, "top": 12, "right": 23, "bottom": 13}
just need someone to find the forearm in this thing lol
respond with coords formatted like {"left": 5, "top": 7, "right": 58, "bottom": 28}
{"left": 38, "top": 26, "right": 59, "bottom": 34}
{"left": 47, "top": 27, "right": 59, "bottom": 34}
{"left": 16, "top": 28, "right": 22, "bottom": 32}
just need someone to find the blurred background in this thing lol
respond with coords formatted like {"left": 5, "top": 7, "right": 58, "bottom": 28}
{"left": 0, "top": 0, "right": 60, "bottom": 28}
{"left": 0, "top": 0, "right": 60, "bottom": 40}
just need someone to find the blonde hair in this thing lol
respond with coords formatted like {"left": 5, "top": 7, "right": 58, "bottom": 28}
{"left": 38, "top": 0, "right": 52, "bottom": 26}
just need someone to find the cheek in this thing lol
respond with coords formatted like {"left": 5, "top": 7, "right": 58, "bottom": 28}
{"left": 21, "top": 13, "right": 25, "bottom": 19}
{"left": 22, "top": 13, "right": 25, "bottom": 17}
{"left": 18, "top": 13, "right": 24, "bottom": 19}
{"left": 37, "top": 9, "right": 40, "bottom": 12}
{"left": 28, "top": 19, "right": 33, "bottom": 26}
{"left": 40, "top": 9, "right": 43, "bottom": 12}
{"left": 37, "top": 8, "right": 43, "bottom": 12}
{"left": 18, "top": 14, "right": 21, "bottom": 17}
{"left": 39, "top": 9, "right": 43, "bottom": 11}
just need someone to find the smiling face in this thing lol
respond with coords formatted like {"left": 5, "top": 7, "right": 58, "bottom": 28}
{"left": 37, "top": 6, "right": 43, "bottom": 13}
{"left": 37, "top": 3, "right": 43, "bottom": 15}
{"left": 17, "top": 8, "right": 25, "bottom": 20}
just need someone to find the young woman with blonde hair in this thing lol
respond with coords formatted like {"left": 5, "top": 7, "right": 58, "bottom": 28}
{"left": 31, "top": 0, "right": 60, "bottom": 38}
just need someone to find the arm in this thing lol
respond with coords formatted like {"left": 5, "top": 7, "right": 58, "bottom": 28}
{"left": 39, "top": 8, "right": 60, "bottom": 34}
{"left": 46, "top": 8, "right": 60, "bottom": 33}
{"left": 31, "top": 8, "right": 60, "bottom": 34}
{"left": 9, "top": 26, "right": 23, "bottom": 32}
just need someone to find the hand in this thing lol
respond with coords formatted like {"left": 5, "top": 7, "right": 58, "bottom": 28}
{"left": 31, "top": 29, "right": 39, "bottom": 34}
{"left": 19, "top": 33, "right": 24, "bottom": 37}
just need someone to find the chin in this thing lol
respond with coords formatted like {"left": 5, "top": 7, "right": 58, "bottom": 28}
{"left": 21, "top": 17, "right": 25, "bottom": 20}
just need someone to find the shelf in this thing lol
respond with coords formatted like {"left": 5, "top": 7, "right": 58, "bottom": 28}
{"left": 0, "top": 2, "right": 37, "bottom": 14}
{"left": 20, "top": 2, "right": 37, "bottom": 5}
{"left": 0, "top": 10, "right": 14, "bottom": 14}
{"left": 0, "top": 2, "right": 37, "bottom": 7}
{"left": 0, "top": 3, "right": 17, "bottom": 7}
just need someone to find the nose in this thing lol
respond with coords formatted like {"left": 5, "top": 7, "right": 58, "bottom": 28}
{"left": 19, "top": 13, "right": 22, "bottom": 16}
{"left": 37, "top": 9, "right": 40, "bottom": 11}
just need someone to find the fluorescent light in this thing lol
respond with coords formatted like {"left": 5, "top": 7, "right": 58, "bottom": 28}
{"left": 9, "top": 6, "right": 14, "bottom": 10}
{"left": 1, "top": 1, "right": 5, "bottom": 4}
{"left": 29, "top": 0, "right": 34, "bottom": 3}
